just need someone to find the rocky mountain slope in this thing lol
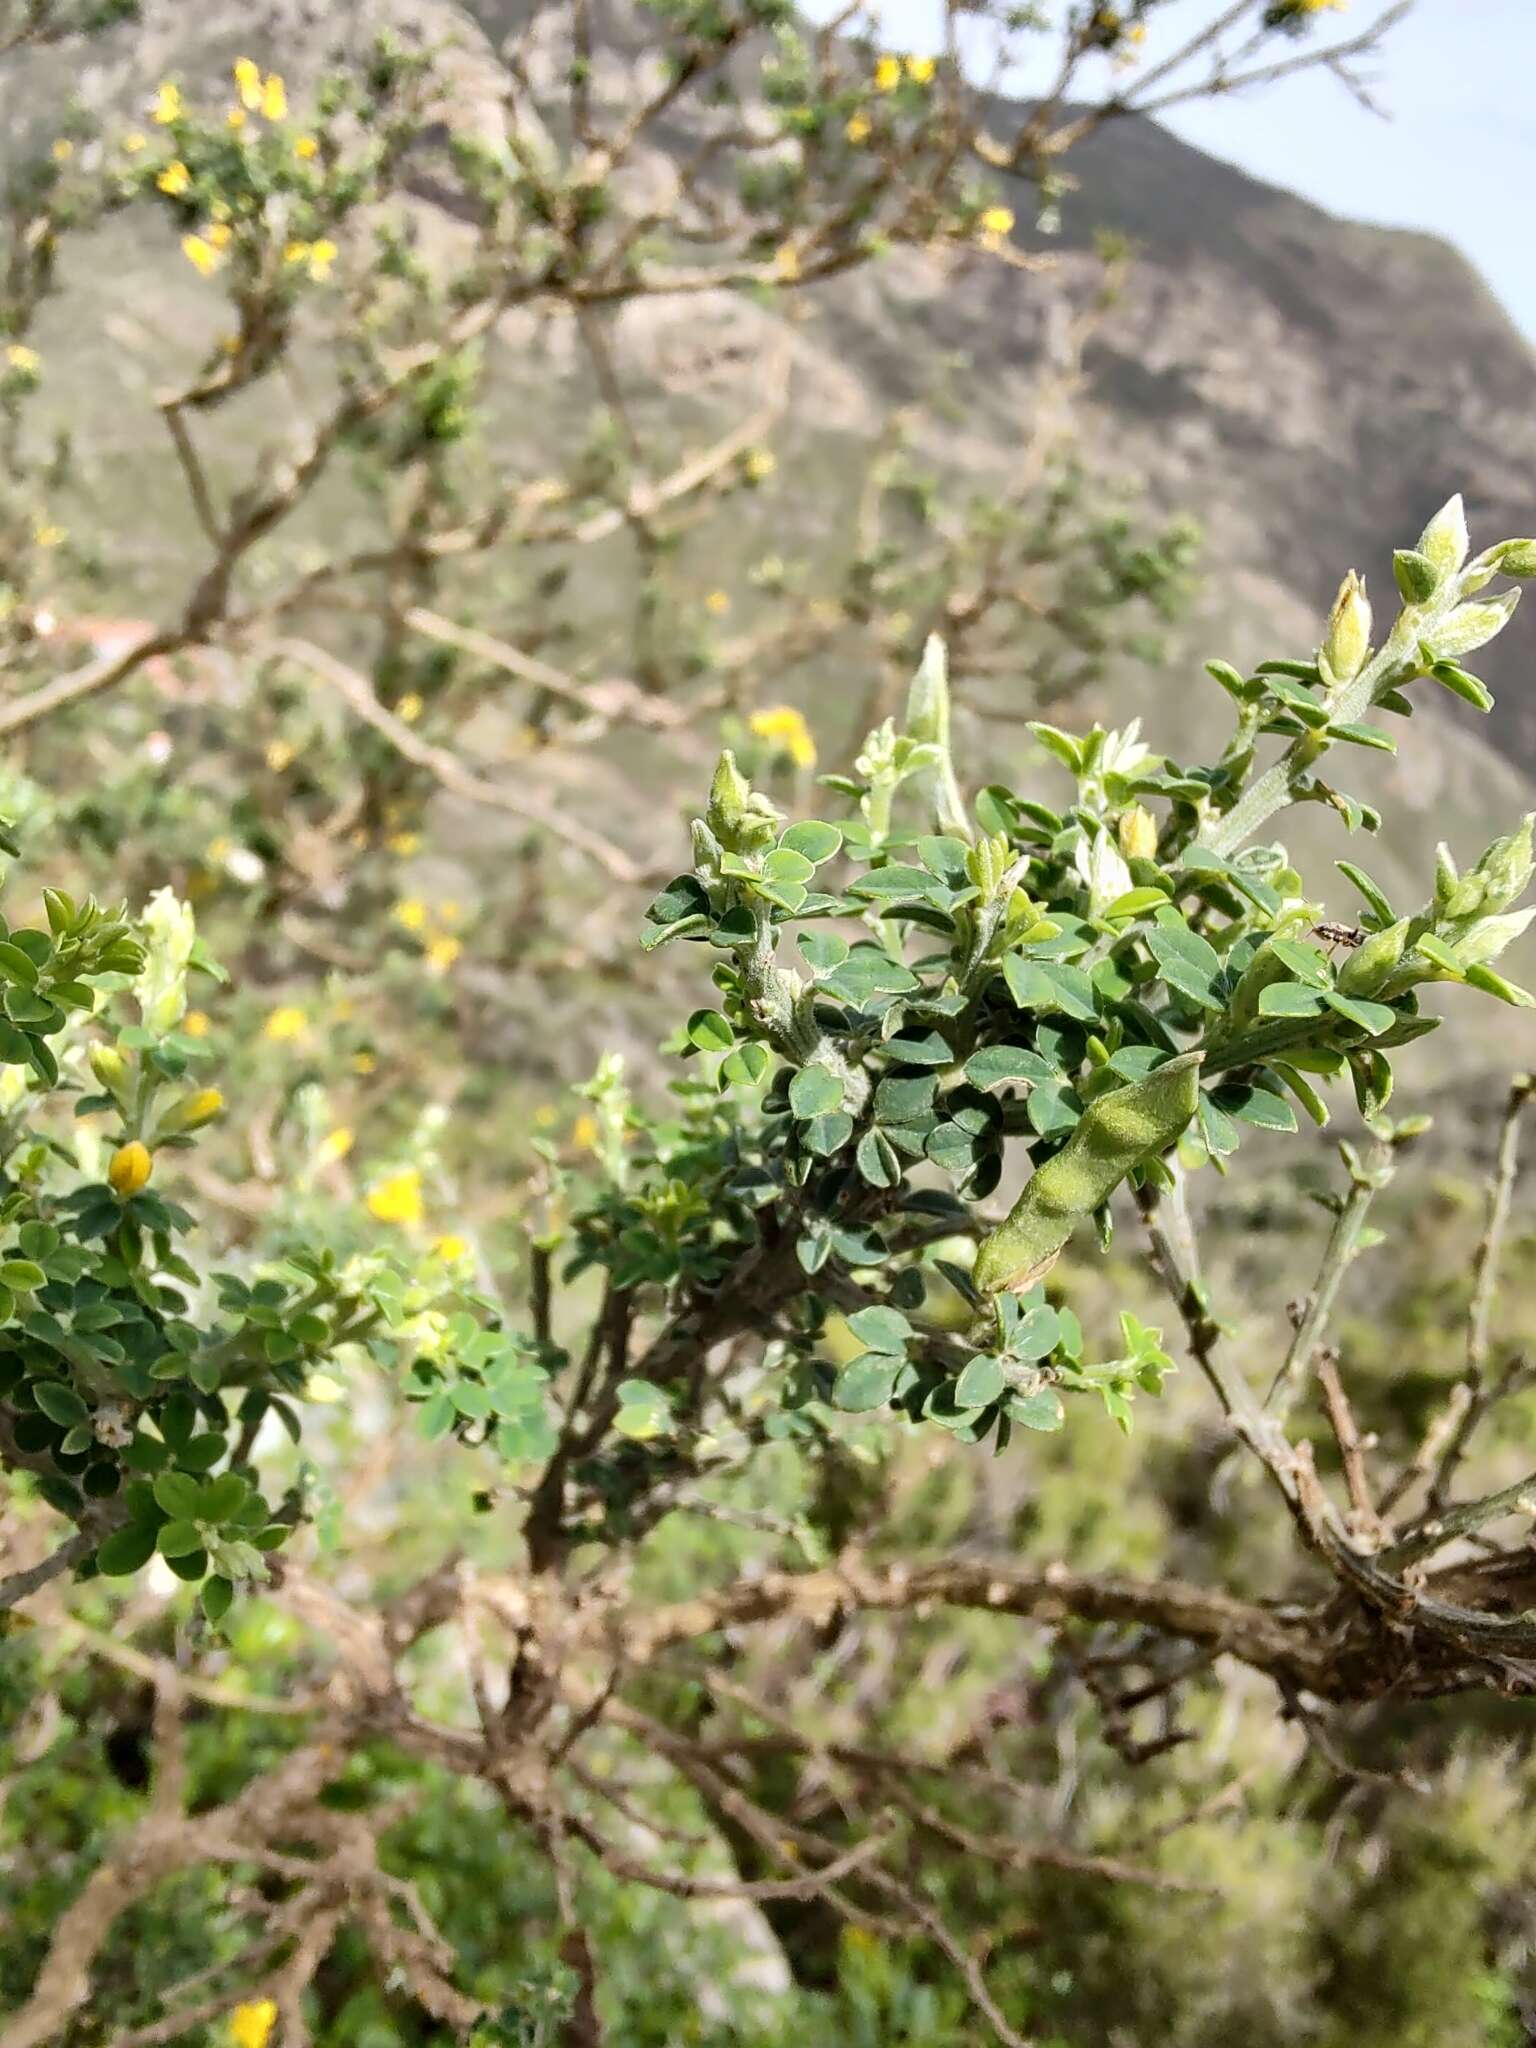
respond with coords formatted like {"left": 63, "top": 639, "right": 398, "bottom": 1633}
{"left": 5, "top": 0, "right": 1534, "bottom": 1065}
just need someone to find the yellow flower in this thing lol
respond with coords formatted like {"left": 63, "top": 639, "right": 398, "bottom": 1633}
{"left": 366, "top": 1168, "right": 423, "bottom": 1228}
{"left": 436, "top": 900, "right": 463, "bottom": 926}
{"left": 233, "top": 58, "right": 263, "bottom": 111}
{"left": 109, "top": 1141, "right": 153, "bottom": 1198}
{"left": 228, "top": 107, "right": 248, "bottom": 130}
{"left": 572, "top": 1113, "right": 599, "bottom": 1152}
{"left": 749, "top": 704, "right": 817, "bottom": 771}
{"left": 393, "top": 898, "right": 427, "bottom": 933}
{"left": 742, "top": 448, "right": 776, "bottom": 486}
{"left": 773, "top": 242, "right": 801, "bottom": 283}
{"left": 906, "top": 55, "right": 936, "bottom": 82}
{"left": 33, "top": 524, "right": 65, "bottom": 549}
{"left": 873, "top": 54, "right": 901, "bottom": 91}
{"left": 265, "top": 738, "right": 296, "bottom": 771}
{"left": 294, "top": 134, "right": 319, "bottom": 160}
{"left": 156, "top": 159, "right": 190, "bottom": 195}
{"left": 122, "top": 132, "right": 147, "bottom": 154}
{"left": 306, "top": 239, "right": 337, "bottom": 282}
{"left": 979, "top": 205, "right": 1015, "bottom": 239}
{"left": 426, "top": 934, "right": 462, "bottom": 975}
{"left": 206, "top": 222, "right": 233, "bottom": 250}
{"left": 51, "top": 139, "right": 74, "bottom": 163}
{"left": 5, "top": 344, "right": 39, "bottom": 373}
{"left": 845, "top": 112, "right": 872, "bottom": 144}
{"left": 261, "top": 75, "right": 288, "bottom": 122}
{"left": 263, "top": 1005, "right": 308, "bottom": 1044}
{"left": 152, "top": 81, "right": 182, "bottom": 126}
{"left": 317, "top": 1127, "right": 354, "bottom": 1164}
{"left": 283, "top": 240, "right": 309, "bottom": 266}
{"left": 183, "top": 1010, "right": 210, "bottom": 1039}
{"left": 433, "top": 1234, "right": 469, "bottom": 1263}
{"left": 386, "top": 831, "right": 421, "bottom": 856}
{"left": 182, "top": 234, "right": 222, "bottom": 277}
{"left": 352, "top": 1050, "right": 377, "bottom": 1076}
{"left": 229, "top": 2000, "right": 277, "bottom": 2048}
{"left": 395, "top": 692, "right": 423, "bottom": 723}
{"left": 704, "top": 590, "right": 731, "bottom": 617}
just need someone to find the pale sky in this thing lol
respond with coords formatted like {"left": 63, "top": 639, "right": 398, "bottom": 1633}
{"left": 809, "top": 1, "right": 1536, "bottom": 345}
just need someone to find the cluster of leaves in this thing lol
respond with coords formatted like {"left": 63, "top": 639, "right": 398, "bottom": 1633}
{"left": 0, "top": 854, "right": 529, "bottom": 1618}
{"left": 621, "top": 501, "right": 1533, "bottom": 1453}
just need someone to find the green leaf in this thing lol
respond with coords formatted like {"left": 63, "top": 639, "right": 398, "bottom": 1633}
{"left": 965, "top": 1045, "right": 1057, "bottom": 1090}
{"left": 1266, "top": 939, "right": 1331, "bottom": 988}
{"left": 1428, "top": 661, "right": 1494, "bottom": 711}
{"left": 761, "top": 846, "right": 816, "bottom": 888}
{"left": 804, "top": 1111, "right": 853, "bottom": 1156}
{"left": 955, "top": 1355, "right": 1005, "bottom": 1407}
{"left": 1257, "top": 982, "right": 1327, "bottom": 1019}
{"left": 201, "top": 1576, "right": 234, "bottom": 1624}
{"left": 1002, "top": 956, "right": 1097, "bottom": 1022}
{"left": 1145, "top": 925, "right": 1222, "bottom": 1009}
{"left": 1009, "top": 1304, "right": 1061, "bottom": 1361}
{"left": 882, "top": 1030, "right": 952, "bottom": 1067}
{"left": 855, "top": 1129, "right": 901, "bottom": 1188}
{"left": 780, "top": 820, "right": 842, "bottom": 865}
{"left": 1322, "top": 991, "right": 1397, "bottom": 1035}
{"left": 1329, "top": 720, "right": 1395, "bottom": 753}
{"left": 0, "top": 940, "right": 39, "bottom": 986}
{"left": 849, "top": 865, "right": 936, "bottom": 902}
{"left": 720, "top": 1042, "right": 769, "bottom": 1088}
{"left": 846, "top": 1305, "right": 911, "bottom": 1355}
{"left": 1103, "top": 887, "right": 1171, "bottom": 922}
{"left": 157, "top": 1518, "right": 204, "bottom": 1559}
{"left": 686, "top": 1009, "right": 735, "bottom": 1052}
{"left": 152, "top": 1471, "right": 204, "bottom": 1519}
{"left": 31, "top": 1380, "right": 87, "bottom": 1428}
{"left": 824, "top": 947, "right": 919, "bottom": 1006}
{"left": 1006, "top": 1387, "right": 1065, "bottom": 1432}
{"left": 789, "top": 1064, "right": 843, "bottom": 1118}
{"left": 96, "top": 1524, "right": 158, "bottom": 1576}
{"left": 798, "top": 930, "right": 849, "bottom": 975}
{"left": 1214, "top": 1084, "right": 1297, "bottom": 1133}
{"left": 833, "top": 1353, "right": 901, "bottom": 1413}
{"left": 1465, "top": 963, "right": 1533, "bottom": 1006}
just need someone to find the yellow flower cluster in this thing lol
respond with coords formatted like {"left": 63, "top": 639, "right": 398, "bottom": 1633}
{"left": 151, "top": 82, "right": 182, "bottom": 126}
{"left": 284, "top": 238, "right": 337, "bottom": 282}
{"left": 979, "top": 204, "right": 1015, "bottom": 241}
{"left": 741, "top": 448, "right": 776, "bottom": 485}
{"left": 873, "top": 52, "right": 935, "bottom": 92}
{"left": 845, "top": 112, "right": 872, "bottom": 145}
{"left": 394, "top": 899, "right": 465, "bottom": 975}
{"left": 263, "top": 1005, "right": 308, "bottom": 1044}
{"left": 366, "top": 1167, "right": 423, "bottom": 1228}
{"left": 749, "top": 704, "right": 817, "bottom": 771}
{"left": 5, "top": 343, "right": 39, "bottom": 375}
{"left": 233, "top": 59, "right": 287, "bottom": 122}
{"left": 229, "top": 2000, "right": 277, "bottom": 2048}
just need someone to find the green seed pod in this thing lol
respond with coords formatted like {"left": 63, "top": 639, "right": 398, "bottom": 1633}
{"left": 972, "top": 1053, "right": 1203, "bottom": 1297}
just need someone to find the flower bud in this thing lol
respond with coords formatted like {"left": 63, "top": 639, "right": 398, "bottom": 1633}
{"left": 108, "top": 1140, "right": 153, "bottom": 1197}
{"left": 904, "top": 634, "right": 951, "bottom": 748}
{"left": 1489, "top": 539, "right": 1536, "bottom": 578}
{"left": 705, "top": 750, "right": 778, "bottom": 855}
{"left": 157, "top": 1086, "right": 224, "bottom": 1137}
{"left": 88, "top": 1043, "right": 131, "bottom": 1097}
{"left": 1471, "top": 812, "right": 1534, "bottom": 916}
{"left": 1417, "top": 493, "right": 1469, "bottom": 577}
{"left": 1392, "top": 549, "right": 1439, "bottom": 604}
{"left": 1117, "top": 804, "right": 1158, "bottom": 862}
{"left": 1321, "top": 570, "right": 1371, "bottom": 683}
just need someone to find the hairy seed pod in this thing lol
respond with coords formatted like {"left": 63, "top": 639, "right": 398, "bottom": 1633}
{"left": 971, "top": 1054, "right": 1203, "bottom": 1296}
